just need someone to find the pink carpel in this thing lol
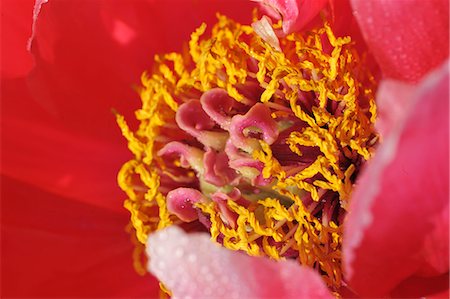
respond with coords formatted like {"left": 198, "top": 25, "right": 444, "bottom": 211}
{"left": 166, "top": 188, "right": 205, "bottom": 222}
{"left": 176, "top": 99, "right": 215, "bottom": 138}
{"left": 158, "top": 141, "right": 204, "bottom": 173}
{"left": 200, "top": 88, "right": 235, "bottom": 130}
{"left": 229, "top": 103, "right": 279, "bottom": 153}
{"left": 256, "top": 0, "right": 329, "bottom": 35}
{"left": 203, "top": 149, "right": 237, "bottom": 187}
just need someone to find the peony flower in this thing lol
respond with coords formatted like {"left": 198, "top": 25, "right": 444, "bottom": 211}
{"left": 1, "top": 0, "right": 447, "bottom": 298}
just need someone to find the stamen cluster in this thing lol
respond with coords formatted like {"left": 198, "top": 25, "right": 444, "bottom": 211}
{"left": 117, "top": 14, "right": 377, "bottom": 289}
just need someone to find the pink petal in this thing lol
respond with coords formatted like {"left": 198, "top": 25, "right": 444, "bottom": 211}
{"left": 418, "top": 203, "right": 449, "bottom": 276}
{"left": 350, "top": 0, "right": 449, "bottom": 82}
{"left": 343, "top": 61, "right": 449, "bottom": 297}
{"left": 257, "top": 0, "right": 328, "bottom": 34}
{"left": 147, "top": 226, "right": 333, "bottom": 299}
{"left": 374, "top": 79, "right": 415, "bottom": 137}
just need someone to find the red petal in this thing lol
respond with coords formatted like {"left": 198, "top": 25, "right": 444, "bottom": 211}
{"left": 343, "top": 61, "right": 449, "bottom": 297}
{"left": 1, "top": 0, "right": 35, "bottom": 78}
{"left": 390, "top": 273, "right": 449, "bottom": 298}
{"left": 427, "top": 289, "right": 450, "bottom": 299}
{"left": 1, "top": 101, "right": 128, "bottom": 214}
{"left": 1, "top": 175, "right": 159, "bottom": 297}
{"left": 147, "top": 226, "right": 333, "bottom": 299}
{"left": 28, "top": 0, "right": 256, "bottom": 143}
{"left": 350, "top": 0, "right": 449, "bottom": 82}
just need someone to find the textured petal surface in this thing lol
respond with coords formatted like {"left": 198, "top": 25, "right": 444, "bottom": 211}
{"left": 351, "top": 0, "right": 449, "bottom": 82}
{"left": 1, "top": 175, "right": 159, "bottom": 298}
{"left": 147, "top": 226, "right": 333, "bottom": 299}
{"left": 343, "top": 61, "right": 449, "bottom": 297}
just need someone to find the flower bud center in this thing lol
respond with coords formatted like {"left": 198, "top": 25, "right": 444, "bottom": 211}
{"left": 117, "top": 14, "right": 378, "bottom": 290}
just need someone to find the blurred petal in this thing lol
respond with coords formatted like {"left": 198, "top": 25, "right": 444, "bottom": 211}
{"left": 374, "top": 79, "right": 415, "bottom": 137}
{"left": 390, "top": 273, "right": 449, "bottom": 299}
{"left": 427, "top": 289, "right": 450, "bottom": 299}
{"left": 28, "top": 0, "right": 255, "bottom": 143}
{"left": 3, "top": 0, "right": 256, "bottom": 214}
{"left": 1, "top": 107, "right": 128, "bottom": 214}
{"left": 147, "top": 226, "right": 333, "bottom": 299}
{"left": 351, "top": 0, "right": 449, "bottom": 82}
{"left": 1, "top": 0, "right": 35, "bottom": 78}
{"left": 1, "top": 175, "right": 159, "bottom": 298}
{"left": 343, "top": 61, "right": 449, "bottom": 297}
{"left": 418, "top": 204, "right": 449, "bottom": 276}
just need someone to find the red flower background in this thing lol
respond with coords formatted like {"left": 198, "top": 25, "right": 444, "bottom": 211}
{"left": 2, "top": 0, "right": 255, "bottom": 297}
{"left": 1, "top": 0, "right": 448, "bottom": 298}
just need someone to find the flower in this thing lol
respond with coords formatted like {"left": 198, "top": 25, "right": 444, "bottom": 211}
{"left": 1, "top": 0, "right": 447, "bottom": 298}
{"left": 117, "top": 9, "right": 378, "bottom": 292}
{"left": 1, "top": 0, "right": 254, "bottom": 297}
{"left": 115, "top": 0, "right": 448, "bottom": 298}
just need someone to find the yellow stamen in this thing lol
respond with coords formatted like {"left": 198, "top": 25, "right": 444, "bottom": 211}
{"left": 117, "top": 14, "right": 377, "bottom": 290}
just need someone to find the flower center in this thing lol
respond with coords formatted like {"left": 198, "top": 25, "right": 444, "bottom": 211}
{"left": 117, "top": 14, "right": 377, "bottom": 291}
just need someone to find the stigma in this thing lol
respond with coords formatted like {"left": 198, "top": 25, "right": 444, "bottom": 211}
{"left": 117, "top": 14, "right": 377, "bottom": 290}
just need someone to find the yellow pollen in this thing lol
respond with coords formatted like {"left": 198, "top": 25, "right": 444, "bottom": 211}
{"left": 117, "top": 13, "right": 377, "bottom": 291}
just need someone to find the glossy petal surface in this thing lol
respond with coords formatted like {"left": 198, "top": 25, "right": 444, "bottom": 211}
{"left": 147, "top": 226, "right": 333, "bottom": 299}
{"left": 344, "top": 62, "right": 449, "bottom": 297}
{"left": 351, "top": 0, "right": 449, "bottom": 82}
